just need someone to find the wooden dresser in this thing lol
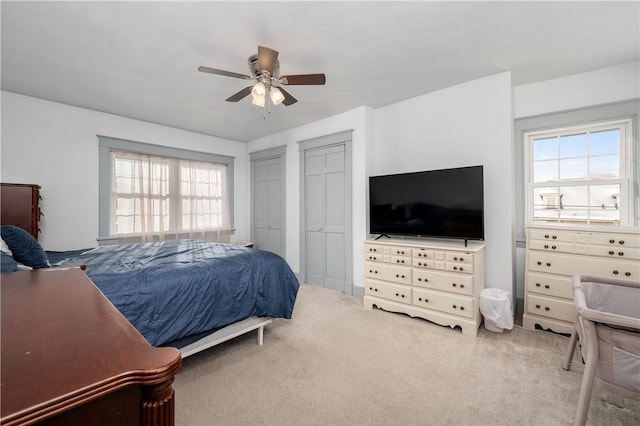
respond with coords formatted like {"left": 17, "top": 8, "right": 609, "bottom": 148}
{"left": 1, "top": 269, "right": 182, "bottom": 426}
{"left": 0, "top": 183, "right": 42, "bottom": 239}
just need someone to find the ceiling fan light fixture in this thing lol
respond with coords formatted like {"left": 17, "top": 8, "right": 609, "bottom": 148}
{"left": 251, "top": 94, "right": 265, "bottom": 107}
{"left": 251, "top": 81, "right": 266, "bottom": 97}
{"left": 251, "top": 82, "right": 266, "bottom": 106}
{"left": 270, "top": 87, "right": 285, "bottom": 105}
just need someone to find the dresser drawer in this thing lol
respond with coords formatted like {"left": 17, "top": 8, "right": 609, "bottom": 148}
{"left": 527, "top": 294, "right": 577, "bottom": 323}
{"left": 364, "top": 243, "right": 383, "bottom": 254}
{"left": 413, "top": 288, "right": 473, "bottom": 319}
{"left": 413, "top": 269, "right": 473, "bottom": 296}
{"left": 527, "top": 252, "right": 639, "bottom": 281}
{"left": 590, "top": 245, "right": 640, "bottom": 261}
{"left": 445, "top": 252, "right": 473, "bottom": 263}
{"left": 365, "top": 278, "right": 411, "bottom": 305}
{"left": 390, "top": 255, "right": 411, "bottom": 266}
{"left": 528, "top": 239, "right": 573, "bottom": 254}
{"left": 365, "top": 252, "right": 382, "bottom": 262}
{"left": 529, "top": 229, "right": 574, "bottom": 243}
{"left": 414, "top": 258, "right": 437, "bottom": 269}
{"left": 413, "top": 249, "right": 436, "bottom": 260}
{"left": 589, "top": 233, "right": 640, "bottom": 248}
{"left": 389, "top": 246, "right": 411, "bottom": 256}
{"left": 365, "top": 261, "right": 412, "bottom": 285}
{"left": 445, "top": 262, "right": 473, "bottom": 274}
{"left": 526, "top": 273, "right": 573, "bottom": 299}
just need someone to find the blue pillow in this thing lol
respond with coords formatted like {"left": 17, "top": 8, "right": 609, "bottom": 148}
{"left": 1, "top": 251, "right": 18, "bottom": 272}
{"left": 0, "top": 225, "right": 50, "bottom": 269}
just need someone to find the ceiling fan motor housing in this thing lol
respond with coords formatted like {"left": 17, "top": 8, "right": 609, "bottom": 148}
{"left": 248, "top": 54, "right": 279, "bottom": 80}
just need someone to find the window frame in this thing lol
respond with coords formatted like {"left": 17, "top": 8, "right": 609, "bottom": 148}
{"left": 514, "top": 100, "right": 639, "bottom": 243}
{"left": 523, "top": 118, "right": 633, "bottom": 226}
{"left": 98, "top": 136, "right": 235, "bottom": 244}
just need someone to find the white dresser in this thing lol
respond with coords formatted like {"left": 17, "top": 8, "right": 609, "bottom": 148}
{"left": 523, "top": 224, "right": 640, "bottom": 334}
{"left": 363, "top": 238, "right": 485, "bottom": 337}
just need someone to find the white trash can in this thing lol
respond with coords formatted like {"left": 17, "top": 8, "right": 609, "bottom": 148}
{"left": 479, "top": 288, "right": 514, "bottom": 333}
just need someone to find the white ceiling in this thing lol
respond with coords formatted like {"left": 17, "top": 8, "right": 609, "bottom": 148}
{"left": 2, "top": 1, "right": 639, "bottom": 142}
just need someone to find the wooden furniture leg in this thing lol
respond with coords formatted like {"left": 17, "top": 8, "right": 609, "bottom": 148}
{"left": 142, "top": 379, "right": 176, "bottom": 426}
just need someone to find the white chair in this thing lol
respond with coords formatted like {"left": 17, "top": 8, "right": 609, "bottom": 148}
{"left": 562, "top": 274, "right": 640, "bottom": 426}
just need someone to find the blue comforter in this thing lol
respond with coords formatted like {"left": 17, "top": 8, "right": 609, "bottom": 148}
{"left": 48, "top": 240, "right": 299, "bottom": 346}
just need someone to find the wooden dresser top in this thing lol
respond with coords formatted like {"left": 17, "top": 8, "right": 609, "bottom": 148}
{"left": 1, "top": 269, "right": 181, "bottom": 425}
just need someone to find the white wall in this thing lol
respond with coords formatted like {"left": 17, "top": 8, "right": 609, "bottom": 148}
{"left": 514, "top": 61, "right": 640, "bottom": 118}
{"left": 371, "top": 72, "right": 516, "bottom": 294}
{"left": 1, "top": 91, "right": 248, "bottom": 250}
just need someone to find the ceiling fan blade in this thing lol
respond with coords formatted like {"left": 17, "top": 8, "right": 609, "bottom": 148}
{"left": 278, "top": 87, "right": 298, "bottom": 106}
{"left": 198, "top": 66, "right": 252, "bottom": 80}
{"left": 258, "top": 46, "right": 279, "bottom": 75}
{"left": 225, "top": 86, "right": 253, "bottom": 102}
{"left": 280, "top": 73, "right": 326, "bottom": 85}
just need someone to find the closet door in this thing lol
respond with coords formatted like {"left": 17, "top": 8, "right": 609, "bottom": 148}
{"left": 251, "top": 149, "right": 285, "bottom": 257}
{"left": 304, "top": 144, "right": 346, "bottom": 291}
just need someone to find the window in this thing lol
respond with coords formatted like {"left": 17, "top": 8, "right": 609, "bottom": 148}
{"left": 524, "top": 118, "right": 634, "bottom": 226}
{"left": 99, "top": 136, "right": 234, "bottom": 244}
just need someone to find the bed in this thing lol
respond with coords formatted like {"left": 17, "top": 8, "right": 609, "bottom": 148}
{"left": 1, "top": 224, "right": 300, "bottom": 357}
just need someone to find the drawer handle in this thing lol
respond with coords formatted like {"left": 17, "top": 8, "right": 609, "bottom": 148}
{"left": 454, "top": 256, "right": 458, "bottom": 261}
{"left": 537, "top": 261, "right": 542, "bottom": 266}
{"left": 625, "top": 272, "right": 631, "bottom": 277}
{"left": 401, "top": 294, "right": 405, "bottom": 298}
{"left": 452, "top": 305, "right": 457, "bottom": 309}
{"left": 546, "top": 263, "right": 551, "bottom": 267}
{"left": 395, "top": 293, "right": 399, "bottom": 297}
{"left": 545, "top": 307, "right": 550, "bottom": 311}
{"left": 618, "top": 252, "right": 624, "bottom": 257}
{"left": 613, "top": 270, "right": 619, "bottom": 275}
{"left": 460, "top": 257, "right": 464, "bottom": 262}
{"left": 619, "top": 240, "right": 625, "bottom": 245}
{"left": 545, "top": 284, "right": 550, "bottom": 289}
{"left": 418, "top": 297, "right": 422, "bottom": 301}
{"left": 609, "top": 239, "right": 615, "bottom": 244}
{"left": 609, "top": 251, "right": 615, "bottom": 255}
{"left": 452, "top": 283, "right": 457, "bottom": 287}
{"left": 460, "top": 306, "right": 464, "bottom": 311}
{"left": 544, "top": 244, "right": 549, "bottom": 249}
{"left": 552, "top": 235, "right": 557, "bottom": 240}
{"left": 536, "top": 283, "right": 541, "bottom": 287}
{"left": 536, "top": 304, "right": 541, "bottom": 309}
{"left": 459, "top": 267, "right": 464, "bottom": 271}
{"left": 551, "top": 246, "right": 556, "bottom": 250}
{"left": 460, "top": 284, "right": 464, "bottom": 288}
{"left": 544, "top": 234, "right": 549, "bottom": 239}
{"left": 369, "top": 287, "right": 373, "bottom": 290}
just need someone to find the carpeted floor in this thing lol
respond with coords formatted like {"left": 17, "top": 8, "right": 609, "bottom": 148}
{"left": 174, "top": 283, "right": 639, "bottom": 425}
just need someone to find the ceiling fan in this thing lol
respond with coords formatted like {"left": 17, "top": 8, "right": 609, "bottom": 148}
{"left": 198, "top": 46, "right": 326, "bottom": 113}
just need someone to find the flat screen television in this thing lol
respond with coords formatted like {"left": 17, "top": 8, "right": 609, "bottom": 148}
{"left": 369, "top": 165, "right": 484, "bottom": 241}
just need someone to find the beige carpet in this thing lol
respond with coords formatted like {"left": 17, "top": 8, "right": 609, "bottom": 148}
{"left": 174, "top": 284, "right": 639, "bottom": 425}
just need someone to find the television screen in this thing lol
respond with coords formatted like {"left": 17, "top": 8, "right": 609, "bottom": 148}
{"left": 369, "top": 165, "right": 484, "bottom": 240}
